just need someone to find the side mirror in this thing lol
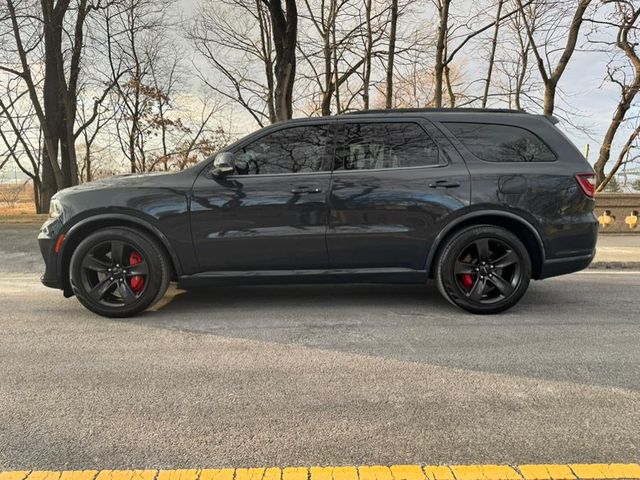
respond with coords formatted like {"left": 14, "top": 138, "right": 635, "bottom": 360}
{"left": 211, "top": 152, "right": 236, "bottom": 177}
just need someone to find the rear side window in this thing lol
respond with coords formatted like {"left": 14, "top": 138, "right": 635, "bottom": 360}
{"left": 445, "top": 122, "right": 556, "bottom": 162}
{"left": 335, "top": 122, "right": 440, "bottom": 171}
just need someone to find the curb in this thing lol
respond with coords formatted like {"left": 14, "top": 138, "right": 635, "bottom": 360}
{"left": 2, "top": 464, "right": 640, "bottom": 480}
{"left": 588, "top": 261, "right": 640, "bottom": 270}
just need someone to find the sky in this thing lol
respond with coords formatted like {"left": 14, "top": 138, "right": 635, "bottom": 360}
{"left": 176, "top": 0, "right": 624, "bottom": 166}
{"left": 1, "top": 0, "right": 633, "bottom": 182}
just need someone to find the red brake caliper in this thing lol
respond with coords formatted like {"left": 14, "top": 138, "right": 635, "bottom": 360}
{"left": 461, "top": 273, "right": 474, "bottom": 289}
{"left": 129, "top": 251, "right": 145, "bottom": 293}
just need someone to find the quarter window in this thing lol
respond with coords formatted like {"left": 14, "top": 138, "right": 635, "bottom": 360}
{"left": 445, "top": 122, "right": 556, "bottom": 162}
{"left": 234, "top": 124, "right": 331, "bottom": 175}
{"left": 335, "top": 122, "right": 440, "bottom": 171}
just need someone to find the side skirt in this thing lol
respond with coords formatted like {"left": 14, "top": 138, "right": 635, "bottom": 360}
{"left": 178, "top": 267, "right": 428, "bottom": 288}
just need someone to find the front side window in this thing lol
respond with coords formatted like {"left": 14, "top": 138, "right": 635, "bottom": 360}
{"left": 335, "top": 122, "right": 440, "bottom": 171}
{"left": 234, "top": 124, "right": 331, "bottom": 175}
{"left": 445, "top": 122, "right": 556, "bottom": 162}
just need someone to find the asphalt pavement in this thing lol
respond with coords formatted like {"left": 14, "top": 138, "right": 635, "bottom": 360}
{"left": 0, "top": 224, "right": 639, "bottom": 470}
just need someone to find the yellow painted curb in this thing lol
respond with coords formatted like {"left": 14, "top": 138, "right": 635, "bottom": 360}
{"left": 1, "top": 465, "right": 639, "bottom": 480}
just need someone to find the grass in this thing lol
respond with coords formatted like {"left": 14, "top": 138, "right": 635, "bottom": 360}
{"left": 0, "top": 182, "right": 44, "bottom": 223}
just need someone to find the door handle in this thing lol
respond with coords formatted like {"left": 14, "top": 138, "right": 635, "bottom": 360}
{"left": 291, "top": 185, "right": 322, "bottom": 194}
{"left": 429, "top": 179, "right": 461, "bottom": 189}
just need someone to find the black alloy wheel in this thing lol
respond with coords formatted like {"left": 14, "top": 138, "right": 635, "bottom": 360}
{"left": 454, "top": 237, "right": 521, "bottom": 304}
{"left": 435, "top": 225, "right": 531, "bottom": 314}
{"left": 70, "top": 227, "right": 170, "bottom": 318}
{"left": 78, "top": 240, "right": 149, "bottom": 307}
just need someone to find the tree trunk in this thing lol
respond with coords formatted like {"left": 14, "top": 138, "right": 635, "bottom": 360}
{"left": 362, "top": 0, "right": 373, "bottom": 110}
{"left": 332, "top": 24, "right": 341, "bottom": 113}
{"left": 32, "top": 177, "right": 42, "bottom": 214}
{"left": 444, "top": 64, "right": 455, "bottom": 107}
{"left": 514, "top": 40, "right": 529, "bottom": 111}
{"left": 257, "top": 1, "right": 277, "bottom": 123}
{"left": 267, "top": 0, "right": 298, "bottom": 122}
{"left": 542, "top": 80, "right": 556, "bottom": 116}
{"left": 434, "top": 0, "right": 450, "bottom": 108}
{"left": 86, "top": 153, "right": 92, "bottom": 182}
{"left": 42, "top": 0, "right": 79, "bottom": 188}
{"left": 321, "top": 7, "right": 333, "bottom": 116}
{"left": 482, "top": 0, "right": 504, "bottom": 108}
{"left": 385, "top": 0, "right": 398, "bottom": 109}
{"left": 40, "top": 147, "right": 57, "bottom": 214}
{"left": 41, "top": 1, "right": 67, "bottom": 190}
{"left": 129, "top": 123, "right": 138, "bottom": 173}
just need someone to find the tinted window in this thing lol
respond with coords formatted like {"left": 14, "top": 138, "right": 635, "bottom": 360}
{"left": 235, "top": 124, "right": 330, "bottom": 175}
{"left": 445, "top": 122, "right": 555, "bottom": 162}
{"left": 335, "top": 122, "right": 440, "bottom": 171}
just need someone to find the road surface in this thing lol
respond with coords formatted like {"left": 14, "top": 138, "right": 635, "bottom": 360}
{"left": 0, "top": 224, "right": 638, "bottom": 469}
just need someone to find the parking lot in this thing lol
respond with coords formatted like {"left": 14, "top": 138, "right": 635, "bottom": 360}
{"left": 1, "top": 224, "right": 639, "bottom": 470}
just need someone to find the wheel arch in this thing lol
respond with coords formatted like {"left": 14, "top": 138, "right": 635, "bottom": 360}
{"left": 426, "top": 211, "right": 546, "bottom": 280}
{"left": 58, "top": 213, "right": 182, "bottom": 294}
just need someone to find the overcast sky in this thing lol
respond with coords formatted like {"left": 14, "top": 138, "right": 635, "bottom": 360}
{"left": 176, "top": 0, "right": 624, "bottom": 167}
{"left": 0, "top": 0, "right": 626, "bottom": 183}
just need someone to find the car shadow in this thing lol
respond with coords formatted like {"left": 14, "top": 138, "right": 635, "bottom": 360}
{"left": 149, "top": 282, "right": 446, "bottom": 316}
{"left": 124, "top": 279, "right": 640, "bottom": 391}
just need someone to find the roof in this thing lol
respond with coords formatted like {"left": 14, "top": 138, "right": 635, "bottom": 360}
{"left": 343, "top": 107, "right": 526, "bottom": 115}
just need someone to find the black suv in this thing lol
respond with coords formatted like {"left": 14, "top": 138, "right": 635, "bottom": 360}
{"left": 39, "top": 108, "right": 598, "bottom": 317}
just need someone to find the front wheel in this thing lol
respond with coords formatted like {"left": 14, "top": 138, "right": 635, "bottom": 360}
{"left": 435, "top": 225, "right": 531, "bottom": 314}
{"left": 69, "top": 227, "right": 171, "bottom": 318}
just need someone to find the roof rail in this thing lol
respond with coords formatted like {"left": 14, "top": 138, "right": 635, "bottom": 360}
{"left": 344, "top": 107, "right": 526, "bottom": 115}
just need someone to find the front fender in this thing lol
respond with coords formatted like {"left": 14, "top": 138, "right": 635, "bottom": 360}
{"left": 53, "top": 209, "right": 192, "bottom": 294}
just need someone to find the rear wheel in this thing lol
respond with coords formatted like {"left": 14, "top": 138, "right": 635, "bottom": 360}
{"left": 69, "top": 227, "right": 171, "bottom": 318}
{"left": 435, "top": 225, "right": 531, "bottom": 314}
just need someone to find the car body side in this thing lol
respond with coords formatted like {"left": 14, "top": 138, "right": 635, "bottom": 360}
{"left": 38, "top": 111, "right": 598, "bottom": 296}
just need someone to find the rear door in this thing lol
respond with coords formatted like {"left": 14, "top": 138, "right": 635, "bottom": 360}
{"left": 326, "top": 117, "right": 471, "bottom": 270}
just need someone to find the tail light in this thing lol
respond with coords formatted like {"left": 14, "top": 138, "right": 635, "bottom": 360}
{"left": 575, "top": 173, "right": 596, "bottom": 198}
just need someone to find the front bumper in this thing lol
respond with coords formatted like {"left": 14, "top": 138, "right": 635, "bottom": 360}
{"left": 38, "top": 217, "right": 63, "bottom": 290}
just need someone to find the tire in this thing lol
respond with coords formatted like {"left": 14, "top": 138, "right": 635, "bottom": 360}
{"left": 435, "top": 225, "right": 531, "bottom": 314}
{"left": 69, "top": 227, "right": 171, "bottom": 318}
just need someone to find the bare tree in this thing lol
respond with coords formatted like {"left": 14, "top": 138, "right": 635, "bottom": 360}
{"left": 190, "top": 0, "right": 277, "bottom": 126}
{"left": 432, "top": 0, "right": 529, "bottom": 107}
{"left": 298, "top": 0, "right": 393, "bottom": 115}
{"left": 298, "top": 0, "right": 364, "bottom": 115}
{"left": 76, "top": 97, "right": 115, "bottom": 182}
{"left": 0, "top": 76, "right": 43, "bottom": 211}
{"left": 103, "top": 0, "right": 177, "bottom": 173}
{"left": 515, "top": 0, "right": 593, "bottom": 116}
{"left": 494, "top": 4, "right": 538, "bottom": 110}
{"left": 0, "top": 0, "right": 123, "bottom": 211}
{"left": 170, "top": 97, "right": 232, "bottom": 170}
{"left": 591, "top": 0, "right": 640, "bottom": 191}
{"left": 191, "top": 0, "right": 298, "bottom": 123}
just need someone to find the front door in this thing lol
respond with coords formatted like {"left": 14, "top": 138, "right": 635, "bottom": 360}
{"left": 327, "top": 118, "right": 471, "bottom": 270}
{"left": 190, "top": 122, "right": 334, "bottom": 272}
